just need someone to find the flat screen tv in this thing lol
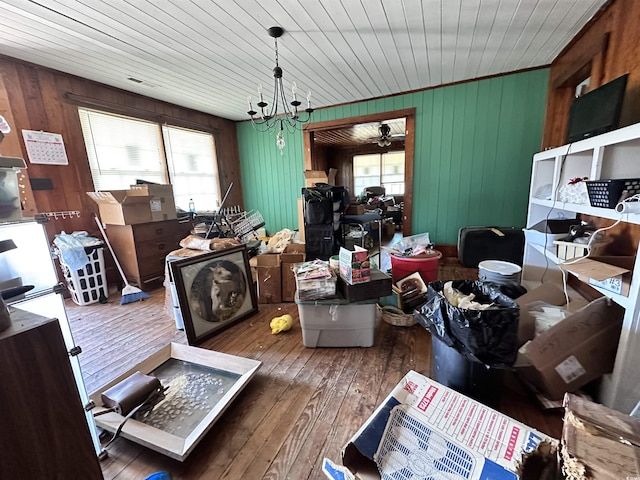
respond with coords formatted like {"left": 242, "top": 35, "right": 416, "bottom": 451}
{"left": 566, "top": 73, "right": 628, "bottom": 143}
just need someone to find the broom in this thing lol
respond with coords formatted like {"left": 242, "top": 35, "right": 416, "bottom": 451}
{"left": 94, "top": 216, "right": 150, "bottom": 304}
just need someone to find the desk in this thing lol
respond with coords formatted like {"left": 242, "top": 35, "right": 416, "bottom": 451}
{"left": 341, "top": 213, "right": 383, "bottom": 265}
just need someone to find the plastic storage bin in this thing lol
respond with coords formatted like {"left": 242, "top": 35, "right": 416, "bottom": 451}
{"left": 586, "top": 178, "right": 640, "bottom": 208}
{"left": 295, "top": 293, "right": 378, "bottom": 348}
{"left": 59, "top": 244, "right": 108, "bottom": 306}
{"left": 390, "top": 250, "right": 442, "bottom": 283}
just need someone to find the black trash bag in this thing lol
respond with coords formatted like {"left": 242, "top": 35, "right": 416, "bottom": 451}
{"left": 415, "top": 280, "right": 519, "bottom": 368}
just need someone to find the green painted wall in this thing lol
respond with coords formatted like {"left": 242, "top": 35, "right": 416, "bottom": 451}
{"left": 237, "top": 69, "right": 549, "bottom": 244}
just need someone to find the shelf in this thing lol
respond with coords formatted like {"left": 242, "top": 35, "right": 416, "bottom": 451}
{"left": 530, "top": 198, "right": 640, "bottom": 225}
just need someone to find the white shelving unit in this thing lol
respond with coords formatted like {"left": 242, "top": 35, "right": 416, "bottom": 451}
{"left": 522, "top": 122, "right": 640, "bottom": 413}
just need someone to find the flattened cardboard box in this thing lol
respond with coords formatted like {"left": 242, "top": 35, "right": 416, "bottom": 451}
{"left": 561, "top": 393, "right": 640, "bottom": 479}
{"left": 516, "top": 296, "right": 624, "bottom": 400}
{"left": 329, "top": 370, "right": 553, "bottom": 480}
{"left": 87, "top": 190, "right": 152, "bottom": 225}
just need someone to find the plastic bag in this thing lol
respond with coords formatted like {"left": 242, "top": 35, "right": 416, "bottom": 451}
{"left": 53, "top": 231, "right": 90, "bottom": 271}
{"left": 393, "top": 232, "right": 432, "bottom": 255}
{"left": 415, "top": 280, "right": 519, "bottom": 367}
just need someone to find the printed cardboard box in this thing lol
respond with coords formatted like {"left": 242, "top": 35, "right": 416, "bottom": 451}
{"left": 339, "top": 246, "right": 370, "bottom": 285}
{"left": 559, "top": 256, "right": 633, "bottom": 297}
{"left": 323, "top": 370, "right": 555, "bottom": 480}
{"left": 87, "top": 190, "right": 152, "bottom": 225}
{"left": 129, "top": 183, "right": 177, "bottom": 222}
{"left": 515, "top": 296, "right": 624, "bottom": 400}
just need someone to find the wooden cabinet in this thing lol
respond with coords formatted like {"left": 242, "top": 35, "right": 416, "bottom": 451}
{"left": 106, "top": 219, "right": 192, "bottom": 287}
{"left": 522, "top": 122, "right": 640, "bottom": 413}
{"left": 0, "top": 309, "right": 103, "bottom": 479}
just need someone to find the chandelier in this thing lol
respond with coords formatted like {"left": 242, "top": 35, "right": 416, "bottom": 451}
{"left": 247, "top": 26, "right": 314, "bottom": 153}
{"left": 377, "top": 124, "right": 392, "bottom": 147}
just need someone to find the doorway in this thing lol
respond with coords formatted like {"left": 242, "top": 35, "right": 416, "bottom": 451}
{"left": 302, "top": 108, "right": 415, "bottom": 235}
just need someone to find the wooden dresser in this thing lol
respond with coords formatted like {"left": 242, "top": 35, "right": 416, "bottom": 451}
{"left": 106, "top": 219, "right": 192, "bottom": 287}
{"left": 0, "top": 310, "right": 103, "bottom": 479}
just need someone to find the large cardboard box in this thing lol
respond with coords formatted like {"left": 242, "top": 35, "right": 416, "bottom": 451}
{"left": 561, "top": 393, "right": 640, "bottom": 479}
{"left": 87, "top": 190, "right": 153, "bottom": 225}
{"left": 560, "top": 255, "right": 634, "bottom": 297}
{"left": 255, "top": 254, "right": 281, "bottom": 304}
{"left": 129, "top": 183, "right": 177, "bottom": 222}
{"left": 324, "top": 370, "right": 555, "bottom": 480}
{"left": 516, "top": 295, "right": 624, "bottom": 400}
{"left": 514, "top": 283, "right": 567, "bottom": 347}
{"left": 281, "top": 244, "right": 306, "bottom": 302}
{"left": 303, "top": 168, "right": 337, "bottom": 187}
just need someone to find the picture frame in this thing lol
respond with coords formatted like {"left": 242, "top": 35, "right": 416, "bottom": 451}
{"left": 170, "top": 245, "right": 258, "bottom": 345}
{"left": 90, "top": 343, "right": 262, "bottom": 461}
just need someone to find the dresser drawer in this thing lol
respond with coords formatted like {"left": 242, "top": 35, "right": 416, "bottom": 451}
{"left": 131, "top": 220, "right": 182, "bottom": 242}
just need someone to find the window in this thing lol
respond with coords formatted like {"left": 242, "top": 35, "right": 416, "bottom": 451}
{"left": 353, "top": 151, "right": 405, "bottom": 196}
{"left": 79, "top": 108, "right": 219, "bottom": 212}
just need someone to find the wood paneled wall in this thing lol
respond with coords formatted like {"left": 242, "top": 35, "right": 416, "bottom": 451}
{"left": 0, "top": 55, "right": 242, "bottom": 242}
{"left": 543, "top": 0, "right": 640, "bottom": 253}
{"left": 543, "top": 0, "right": 640, "bottom": 149}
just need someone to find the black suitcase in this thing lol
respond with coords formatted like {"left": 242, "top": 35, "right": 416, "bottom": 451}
{"left": 457, "top": 226, "right": 524, "bottom": 268}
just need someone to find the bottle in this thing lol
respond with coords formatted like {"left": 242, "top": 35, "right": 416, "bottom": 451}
{"left": 188, "top": 198, "right": 195, "bottom": 214}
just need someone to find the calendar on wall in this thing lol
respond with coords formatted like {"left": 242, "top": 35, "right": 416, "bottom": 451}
{"left": 21, "top": 129, "right": 69, "bottom": 165}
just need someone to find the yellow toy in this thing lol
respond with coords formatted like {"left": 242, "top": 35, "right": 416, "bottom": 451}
{"left": 270, "top": 314, "right": 293, "bottom": 334}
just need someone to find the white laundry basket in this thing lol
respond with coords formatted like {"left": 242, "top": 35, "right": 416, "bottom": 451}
{"left": 59, "top": 244, "right": 109, "bottom": 306}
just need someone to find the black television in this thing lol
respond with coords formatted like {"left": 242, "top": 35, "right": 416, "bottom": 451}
{"left": 566, "top": 73, "right": 628, "bottom": 143}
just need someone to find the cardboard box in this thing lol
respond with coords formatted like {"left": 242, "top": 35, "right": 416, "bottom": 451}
{"left": 515, "top": 283, "right": 567, "bottom": 347}
{"left": 344, "top": 204, "right": 365, "bottom": 215}
{"left": 327, "top": 370, "right": 554, "bottom": 480}
{"left": 87, "top": 190, "right": 153, "bottom": 225}
{"left": 336, "top": 268, "right": 392, "bottom": 302}
{"left": 516, "top": 296, "right": 624, "bottom": 400}
{"left": 255, "top": 254, "right": 281, "bottom": 304}
{"left": 339, "top": 246, "right": 370, "bottom": 285}
{"left": 560, "top": 256, "right": 633, "bottom": 297}
{"left": 129, "top": 183, "right": 177, "bottom": 222}
{"left": 561, "top": 393, "right": 640, "bottom": 479}
{"left": 303, "top": 168, "right": 337, "bottom": 187}
{"left": 281, "top": 244, "right": 306, "bottom": 302}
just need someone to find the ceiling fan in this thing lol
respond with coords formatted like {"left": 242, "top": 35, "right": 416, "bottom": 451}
{"left": 375, "top": 122, "right": 404, "bottom": 146}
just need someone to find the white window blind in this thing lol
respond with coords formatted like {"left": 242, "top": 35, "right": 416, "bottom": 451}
{"left": 79, "top": 108, "right": 220, "bottom": 213}
{"left": 78, "top": 109, "right": 166, "bottom": 190}
{"left": 353, "top": 151, "right": 405, "bottom": 196}
{"left": 162, "top": 126, "right": 219, "bottom": 212}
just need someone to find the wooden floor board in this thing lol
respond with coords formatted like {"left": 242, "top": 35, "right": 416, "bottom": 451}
{"left": 63, "top": 258, "right": 563, "bottom": 479}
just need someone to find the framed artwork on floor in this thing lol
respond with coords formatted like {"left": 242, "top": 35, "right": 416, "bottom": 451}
{"left": 170, "top": 245, "right": 258, "bottom": 344}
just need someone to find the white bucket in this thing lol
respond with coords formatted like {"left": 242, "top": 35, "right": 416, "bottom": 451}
{"left": 478, "top": 260, "right": 522, "bottom": 285}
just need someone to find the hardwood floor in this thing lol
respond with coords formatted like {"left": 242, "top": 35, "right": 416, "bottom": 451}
{"left": 65, "top": 259, "right": 563, "bottom": 480}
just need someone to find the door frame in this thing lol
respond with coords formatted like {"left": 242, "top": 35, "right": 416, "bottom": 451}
{"left": 302, "top": 108, "right": 415, "bottom": 235}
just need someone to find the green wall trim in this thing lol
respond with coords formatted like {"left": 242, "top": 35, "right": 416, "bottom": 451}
{"left": 238, "top": 69, "right": 549, "bottom": 244}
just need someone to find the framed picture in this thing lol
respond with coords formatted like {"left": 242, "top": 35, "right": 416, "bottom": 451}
{"left": 170, "top": 245, "right": 258, "bottom": 344}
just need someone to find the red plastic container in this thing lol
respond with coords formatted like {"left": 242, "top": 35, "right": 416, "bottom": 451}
{"left": 390, "top": 250, "right": 442, "bottom": 283}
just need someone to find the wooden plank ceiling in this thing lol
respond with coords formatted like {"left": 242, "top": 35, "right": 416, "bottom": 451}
{"left": 0, "top": 0, "right": 608, "bottom": 121}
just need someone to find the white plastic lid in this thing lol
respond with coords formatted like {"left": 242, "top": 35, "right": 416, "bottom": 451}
{"left": 478, "top": 260, "right": 522, "bottom": 275}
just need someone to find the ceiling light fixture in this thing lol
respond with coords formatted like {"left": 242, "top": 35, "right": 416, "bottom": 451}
{"left": 246, "top": 26, "right": 314, "bottom": 154}
{"left": 377, "top": 124, "right": 392, "bottom": 147}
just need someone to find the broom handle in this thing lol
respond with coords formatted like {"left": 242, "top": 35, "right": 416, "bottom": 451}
{"left": 94, "top": 215, "right": 130, "bottom": 286}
